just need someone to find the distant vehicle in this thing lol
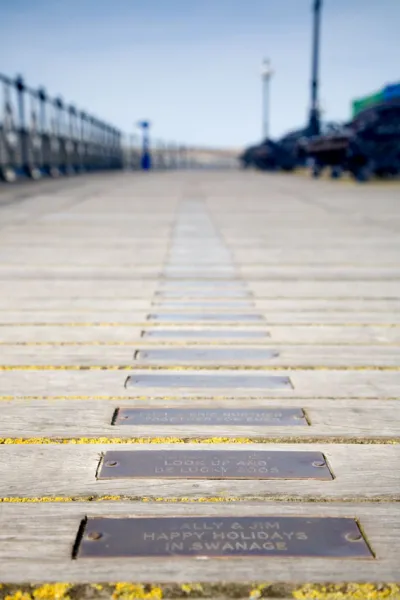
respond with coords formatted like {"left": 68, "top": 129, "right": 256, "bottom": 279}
{"left": 306, "top": 99, "right": 400, "bottom": 181}
{"left": 239, "top": 128, "right": 307, "bottom": 172}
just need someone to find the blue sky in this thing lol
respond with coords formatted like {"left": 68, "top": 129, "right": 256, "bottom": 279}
{"left": 1, "top": 0, "right": 399, "bottom": 147}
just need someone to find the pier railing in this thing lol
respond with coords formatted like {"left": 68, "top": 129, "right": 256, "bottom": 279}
{"left": 0, "top": 73, "right": 125, "bottom": 182}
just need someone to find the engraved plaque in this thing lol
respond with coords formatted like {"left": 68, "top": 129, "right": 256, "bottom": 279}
{"left": 141, "top": 329, "right": 270, "bottom": 339}
{"left": 153, "top": 301, "right": 255, "bottom": 309}
{"left": 126, "top": 373, "right": 292, "bottom": 389}
{"left": 136, "top": 348, "right": 278, "bottom": 362}
{"left": 125, "top": 371, "right": 293, "bottom": 390}
{"left": 114, "top": 407, "right": 308, "bottom": 426}
{"left": 97, "top": 450, "right": 332, "bottom": 480}
{"left": 165, "top": 268, "right": 236, "bottom": 274}
{"left": 159, "top": 280, "right": 246, "bottom": 288}
{"left": 164, "top": 271, "right": 237, "bottom": 278}
{"left": 155, "top": 290, "right": 252, "bottom": 298}
{"left": 76, "top": 516, "right": 373, "bottom": 558}
{"left": 147, "top": 313, "right": 264, "bottom": 322}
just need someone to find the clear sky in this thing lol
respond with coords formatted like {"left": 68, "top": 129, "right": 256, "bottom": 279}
{"left": 1, "top": 0, "right": 399, "bottom": 148}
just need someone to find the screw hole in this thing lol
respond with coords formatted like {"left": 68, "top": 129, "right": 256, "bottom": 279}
{"left": 345, "top": 532, "right": 362, "bottom": 542}
{"left": 87, "top": 532, "right": 103, "bottom": 541}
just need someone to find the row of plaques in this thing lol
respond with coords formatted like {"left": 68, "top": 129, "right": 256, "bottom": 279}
{"left": 85, "top": 280, "right": 359, "bottom": 560}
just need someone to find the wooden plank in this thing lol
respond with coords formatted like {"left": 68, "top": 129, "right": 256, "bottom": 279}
{"left": 0, "top": 344, "right": 400, "bottom": 366}
{"left": 154, "top": 298, "right": 400, "bottom": 311}
{"left": 2, "top": 296, "right": 396, "bottom": 310}
{"left": 0, "top": 294, "right": 400, "bottom": 312}
{"left": 0, "top": 282, "right": 159, "bottom": 297}
{"left": 5, "top": 265, "right": 395, "bottom": 280}
{"left": 236, "top": 266, "right": 400, "bottom": 279}
{"left": 0, "top": 311, "right": 151, "bottom": 323}
{"left": 1, "top": 443, "right": 399, "bottom": 500}
{"left": 134, "top": 345, "right": 400, "bottom": 366}
{"left": 247, "top": 282, "right": 400, "bottom": 298}
{"left": 0, "top": 326, "right": 146, "bottom": 343}
{"left": 268, "top": 325, "right": 400, "bottom": 344}
{"left": 1, "top": 369, "right": 400, "bottom": 397}
{"left": 1, "top": 325, "right": 400, "bottom": 344}
{"left": 0, "top": 398, "right": 399, "bottom": 439}
{"left": 3, "top": 281, "right": 400, "bottom": 298}
{"left": 0, "top": 503, "right": 399, "bottom": 583}
{"left": 0, "top": 299, "right": 153, "bottom": 310}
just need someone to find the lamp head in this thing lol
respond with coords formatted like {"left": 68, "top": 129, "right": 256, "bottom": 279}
{"left": 261, "top": 58, "right": 273, "bottom": 78}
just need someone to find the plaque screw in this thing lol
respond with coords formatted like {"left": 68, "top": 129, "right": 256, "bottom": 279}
{"left": 87, "top": 532, "right": 103, "bottom": 541}
{"left": 312, "top": 460, "right": 326, "bottom": 468}
{"left": 105, "top": 460, "right": 119, "bottom": 467}
{"left": 345, "top": 532, "right": 362, "bottom": 542}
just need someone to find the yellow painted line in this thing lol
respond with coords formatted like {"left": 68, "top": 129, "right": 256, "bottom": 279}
{"left": 0, "top": 437, "right": 253, "bottom": 445}
{"left": 291, "top": 584, "right": 400, "bottom": 600}
{"left": 1, "top": 437, "right": 398, "bottom": 445}
{"left": 0, "top": 364, "right": 400, "bottom": 371}
{"left": 0, "top": 495, "right": 248, "bottom": 502}
{"left": 0, "top": 495, "right": 397, "bottom": 503}
{"left": 0, "top": 322, "right": 148, "bottom": 327}
{"left": 0, "top": 583, "right": 398, "bottom": 600}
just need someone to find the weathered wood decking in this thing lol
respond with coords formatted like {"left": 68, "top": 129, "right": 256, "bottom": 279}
{"left": 0, "top": 171, "right": 399, "bottom": 598}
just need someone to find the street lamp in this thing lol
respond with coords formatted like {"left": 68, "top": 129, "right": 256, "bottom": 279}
{"left": 261, "top": 58, "right": 274, "bottom": 140}
{"left": 307, "top": 0, "right": 323, "bottom": 136}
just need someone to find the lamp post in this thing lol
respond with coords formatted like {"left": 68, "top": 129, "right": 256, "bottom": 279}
{"left": 308, "top": 0, "right": 323, "bottom": 137}
{"left": 261, "top": 58, "right": 273, "bottom": 140}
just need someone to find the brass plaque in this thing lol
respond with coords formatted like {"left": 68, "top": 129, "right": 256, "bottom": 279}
{"left": 147, "top": 313, "right": 264, "bottom": 322}
{"left": 76, "top": 516, "right": 373, "bottom": 558}
{"left": 141, "top": 329, "right": 270, "bottom": 339}
{"left": 114, "top": 407, "right": 307, "bottom": 426}
{"left": 164, "top": 270, "right": 237, "bottom": 277}
{"left": 155, "top": 290, "right": 252, "bottom": 298}
{"left": 97, "top": 450, "right": 332, "bottom": 480}
{"left": 153, "top": 301, "right": 255, "bottom": 308}
{"left": 126, "top": 373, "right": 292, "bottom": 389}
{"left": 165, "top": 268, "right": 236, "bottom": 273}
{"left": 159, "top": 281, "right": 246, "bottom": 288}
{"left": 136, "top": 348, "right": 278, "bottom": 361}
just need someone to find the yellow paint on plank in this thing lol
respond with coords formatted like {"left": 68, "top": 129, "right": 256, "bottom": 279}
{"left": 292, "top": 583, "right": 400, "bottom": 599}
{"left": 0, "top": 583, "right": 399, "bottom": 600}
{"left": 0, "top": 437, "right": 398, "bottom": 445}
{"left": 0, "top": 495, "right": 396, "bottom": 503}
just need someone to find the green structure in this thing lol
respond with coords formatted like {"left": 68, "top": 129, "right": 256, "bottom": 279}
{"left": 352, "top": 82, "right": 400, "bottom": 118}
{"left": 352, "top": 90, "right": 384, "bottom": 117}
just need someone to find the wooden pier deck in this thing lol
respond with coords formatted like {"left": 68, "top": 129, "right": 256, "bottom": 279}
{"left": 0, "top": 171, "right": 399, "bottom": 599}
